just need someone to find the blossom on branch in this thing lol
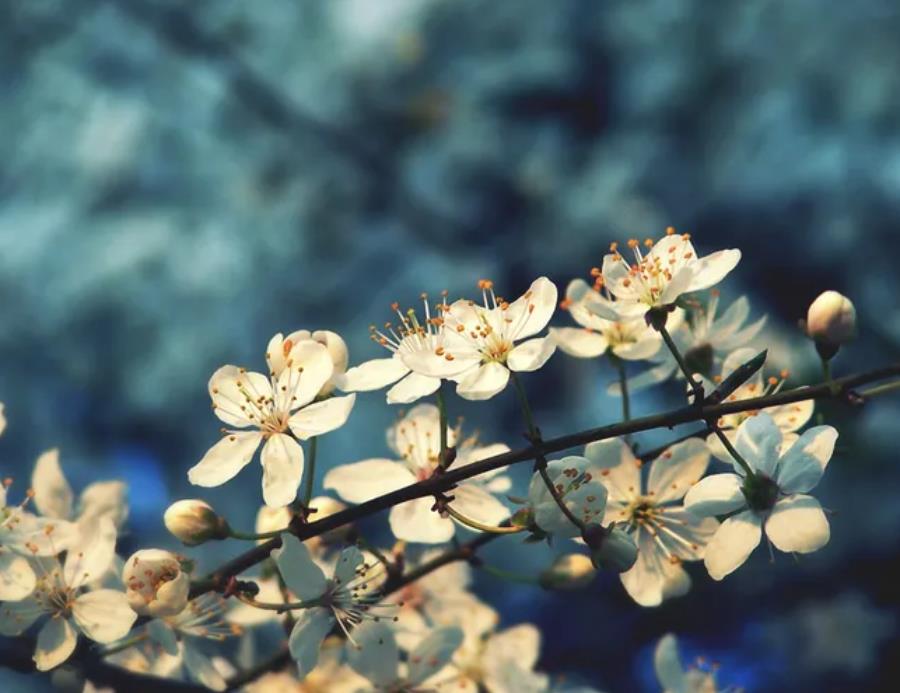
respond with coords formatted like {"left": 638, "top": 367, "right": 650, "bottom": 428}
{"left": 188, "top": 336, "right": 356, "bottom": 507}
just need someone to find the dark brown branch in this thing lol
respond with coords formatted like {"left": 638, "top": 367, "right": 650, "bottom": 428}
{"left": 189, "top": 361, "right": 900, "bottom": 599}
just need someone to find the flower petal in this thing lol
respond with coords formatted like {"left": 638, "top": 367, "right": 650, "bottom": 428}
{"left": 647, "top": 438, "right": 710, "bottom": 503}
{"left": 733, "top": 413, "right": 782, "bottom": 477}
{"left": 776, "top": 425, "right": 838, "bottom": 494}
{"left": 34, "top": 616, "right": 78, "bottom": 671}
{"left": 686, "top": 248, "right": 741, "bottom": 293}
{"left": 276, "top": 340, "right": 334, "bottom": 410}
{"left": 765, "top": 495, "right": 830, "bottom": 554}
{"left": 448, "top": 483, "right": 509, "bottom": 526}
{"left": 654, "top": 634, "right": 686, "bottom": 691}
{"left": 506, "top": 276, "right": 558, "bottom": 340}
{"left": 31, "top": 449, "right": 73, "bottom": 520}
{"left": 336, "top": 356, "right": 409, "bottom": 392}
{"left": 408, "top": 626, "right": 464, "bottom": 685}
{"left": 333, "top": 546, "right": 365, "bottom": 586}
{"left": 208, "top": 366, "right": 273, "bottom": 428}
{"left": 507, "top": 337, "right": 556, "bottom": 372}
{"left": 347, "top": 621, "right": 398, "bottom": 687}
{"left": 583, "top": 438, "right": 640, "bottom": 504}
{"left": 188, "top": 431, "right": 262, "bottom": 488}
{"left": 72, "top": 589, "right": 137, "bottom": 643}
{"left": 323, "top": 460, "right": 415, "bottom": 504}
{"left": 0, "top": 553, "right": 36, "bottom": 601}
{"left": 288, "top": 607, "right": 335, "bottom": 679}
{"left": 288, "top": 394, "right": 356, "bottom": 440}
{"left": 612, "top": 332, "right": 662, "bottom": 361}
{"left": 64, "top": 516, "right": 117, "bottom": 589}
{"left": 77, "top": 481, "right": 129, "bottom": 528}
{"left": 386, "top": 372, "right": 442, "bottom": 404}
{"left": 549, "top": 327, "right": 609, "bottom": 359}
{"left": 485, "top": 623, "right": 541, "bottom": 671}
{"left": 455, "top": 362, "right": 510, "bottom": 401}
{"left": 260, "top": 433, "right": 304, "bottom": 508}
{"left": 183, "top": 643, "right": 227, "bottom": 692}
{"left": 389, "top": 497, "right": 454, "bottom": 544}
{"left": 683, "top": 473, "right": 746, "bottom": 518}
{"left": 704, "top": 510, "right": 761, "bottom": 580}
{"left": 621, "top": 534, "right": 687, "bottom": 607}
{"left": 0, "top": 597, "right": 43, "bottom": 636}
{"left": 273, "top": 534, "right": 328, "bottom": 601}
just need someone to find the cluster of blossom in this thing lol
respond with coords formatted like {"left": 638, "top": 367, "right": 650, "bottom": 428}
{"left": 0, "top": 229, "right": 864, "bottom": 691}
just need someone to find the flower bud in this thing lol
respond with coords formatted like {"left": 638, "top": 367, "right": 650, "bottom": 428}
{"left": 539, "top": 553, "right": 597, "bottom": 590}
{"left": 582, "top": 524, "right": 638, "bottom": 573}
{"left": 164, "top": 499, "right": 229, "bottom": 546}
{"left": 123, "top": 549, "right": 190, "bottom": 617}
{"left": 806, "top": 291, "right": 856, "bottom": 358}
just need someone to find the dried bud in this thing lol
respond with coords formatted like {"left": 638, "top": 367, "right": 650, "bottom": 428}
{"left": 122, "top": 549, "right": 190, "bottom": 617}
{"left": 539, "top": 553, "right": 597, "bottom": 590}
{"left": 164, "top": 499, "right": 229, "bottom": 546}
{"left": 807, "top": 291, "right": 856, "bottom": 359}
{"left": 582, "top": 524, "right": 638, "bottom": 573}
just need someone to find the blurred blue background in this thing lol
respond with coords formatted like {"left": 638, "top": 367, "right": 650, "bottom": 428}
{"left": 2, "top": 0, "right": 900, "bottom": 691}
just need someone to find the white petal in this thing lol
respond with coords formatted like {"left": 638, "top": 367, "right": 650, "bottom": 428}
{"left": 64, "top": 516, "right": 117, "bottom": 589}
{"left": 347, "top": 621, "right": 398, "bottom": 687}
{"left": 647, "top": 438, "right": 710, "bottom": 503}
{"left": 260, "top": 434, "right": 304, "bottom": 508}
{"left": 507, "top": 337, "right": 556, "bottom": 372}
{"left": 448, "top": 484, "right": 509, "bottom": 526}
{"left": 686, "top": 248, "right": 741, "bottom": 292}
{"left": 776, "top": 426, "right": 838, "bottom": 494}
{"left": 389, "top": 497, "right": 454, "bottom": 544}
{"left": 704, "top": 510, "right": 761, "bottom": 580}
{"left": 72, "top": 589, "right": 137, "bottom": 643}
{"left": 531, "top": 457, "right": 608, "bottom": 537}
{"left": 277, "top": 340, "right": 335, "bottom": 409}
{"left": 550, "top": 327, "right": 609, "bottom": 358}
{"left": 711, "top": 297, "right": 751, "bottom": 339}
{"left": 455, "top": 362, "right": 510, "bottom": 401}
{"left": 608, "top": 361, "right": 677, "bottom": 395}
{"left": 0, "top": 553, "right": 36, "bottom": 601}
{"left": 654, "top": 634, "right": 686, "bottom": 691}
{"left": 337, "top": 356, "right": 409, "bottom": 392}
{"left": 273, "top": 534, "right": 328, "bottom": 601}
{"left": 288, "top": 608, "right": 334, "bottom": 680}
{"left": 767, "top": 398, "right": 816, "bottom": 436}
{"left": 612, "top": 333, "right": 663, "bottom": 361}
{"left": 147, "top": 619, "right": 179, "bottom": 656}
{"left": 31, "top": 449, "right": 73, "bottom": 520}
{"left": 601, "top": 253, "right": 642, "bottom": 301}
{"left": 658, "top": 266, "right": 695, "bottom": 305}
{"left": 188, "top": 431, "right": 262, "bottom": 488}
{"left": 621, "top": 535, "right": 674, "bottom": 607}
{"left": 765, "top": 495, "right": 830, "bottom": 554}
{"left": 324, "top": 459, "right": 415, "bottom": 504}
{"left": 408, "top": 626, "right": 464, "bottom": 684}
{"left": 0, "top": 597, "right": 43, "bottom": 635}
{"left": 183, "top": 642, "right": 227, "bottom": 692}
{"left": 386, "top": 372, "right": 442, "bottom": 404}
{"left": 683, "top": 473, "right": 746, "bottom": 517}
{"left": 77, "top": 481, "right": 129, "bottom": 528}
{"left": 733, "top": 413, "right": 782, "bottom": 477}
{"left": 34, "top": 617, "right": 78, "bottom": 671}
{"left": 506, "top": 276, "right": 558, "bottom": 340}
{"left": 288, "top": 394, "right": 356, "bottom": 439}
{"left": 484, "top": 624, "right": 541, "bottom": 671}
{"left": 333, "top": 546, "right": 365, "bottom": 586}
{"left": 583, "top": 438, "right": 640, "bottom": 503}
{"left": 208, "top": 366, "right": 273, "bottom": 428}
{"left": 654, "top": 508, "right": 719, "bottom": 561}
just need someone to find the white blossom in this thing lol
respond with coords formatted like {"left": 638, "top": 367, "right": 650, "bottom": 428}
{"left": 654, "top": 633, "right": 721, "bottom": 693}
{"left": 122, "top": 549, "right": 190, "bottom": 618}
{"left": 523, "top": 455, "right": 610, "bottom": 540}
{"left": 586, "top": 438, "right": 717, "bottom": 606}
{"left": 600, "top": 231, "right": 741, "bottom": 317}
{"left": 0, "top": 517, "right": 136, "bottom": 671}
{"left": 684, "top": 413, "right": 837, "bottom": 580}
{"left": 188, "top": 337, "right": 356, "bottom": 507}
{"left": 324, "top": 404, "right": 510, "bottom": 544}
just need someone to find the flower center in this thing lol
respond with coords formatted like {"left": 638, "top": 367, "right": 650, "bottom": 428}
{"left": 742, "top": 473, "right": 780, "bottom": 512}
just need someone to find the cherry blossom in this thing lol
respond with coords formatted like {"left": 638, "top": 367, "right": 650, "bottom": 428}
{"left": 324, "top": 404, "right": 510, "bottom": 543}
{"left": 122, "top": 549, "right": 190, "bottom": 618}
{"left": 188, "top": 337, "right": 356, "bottom": 507}
{"left": 684, "top": 413, "right": 837, "bottom": 580}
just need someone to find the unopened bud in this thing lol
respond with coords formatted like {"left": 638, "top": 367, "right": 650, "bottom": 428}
{"left": 122, "top": 549, "right": 190, "bottom": 617}
{"left": 539, "top": 553, "right": 597, "bottom": 590}
{"left": 164, "top": 499, "right": 229, "bottom": 546}
{"left": 582, "top": 524, "right": 638, "bottom": 573}
{"left": 806, "top": 291, "right": 856, "bottom": 359}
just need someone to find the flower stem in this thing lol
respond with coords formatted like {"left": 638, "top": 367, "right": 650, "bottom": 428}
{"left": 611, "top": 354, "right": 632, "bottom": 446}
{"left": 658, "top": 324, "right": 705, "bottom": 404}
{"left": 436, "top": 383, "right": 452, "bottom": 470}
{"left": 858, "top": 379, "right": 900, "bottom": 399}
{"left": 444, "top": 504, "right": 525, "bottom": 534}
{"left": 511, "top": 372, "right": 587, "bottom": 534}
{"left": 479, "top": 563, "right": 540, "bottom": 585}
{"left": 711, "top": 427, "right": 755, "bottom": 479}
{"left": 302, "top": 436, "right": 318, "bottom": 506}
{"left": 97, "top": 632, "right": 149, "bottom": 657}
{"left": 235, "top": 594, "right": 322, "bottom": 612}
